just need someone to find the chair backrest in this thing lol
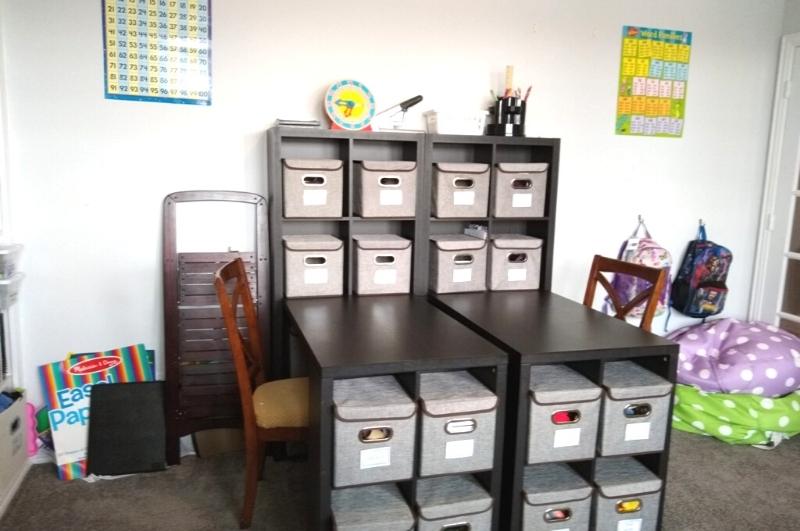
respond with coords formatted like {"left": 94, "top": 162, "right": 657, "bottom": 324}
{"left": 582, "top": 254, "right": 667, "bottom": 332}
{"left": 214, "top": 258, "right": 266, "bottom": 426}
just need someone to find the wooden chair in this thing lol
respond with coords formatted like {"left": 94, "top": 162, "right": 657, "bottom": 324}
{"left": 214, "top": 258, "right": 309, "bottom": 529}
{"left": 582, "top": 255, "right": 667, "bottom": 332}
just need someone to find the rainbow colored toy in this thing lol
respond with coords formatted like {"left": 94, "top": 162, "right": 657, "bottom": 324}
{"left": 38, "top": 344, "right": 153, "bottom": 480}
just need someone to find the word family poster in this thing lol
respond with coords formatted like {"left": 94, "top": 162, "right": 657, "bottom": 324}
{"left": 615, "top": 26, "right": 691, "bottom": 138}
{"left": 103, "top": 0, "right": 211, "bottom": 105}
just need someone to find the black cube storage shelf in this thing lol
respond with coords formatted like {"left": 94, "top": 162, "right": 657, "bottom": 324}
{"left": 431, "top": 291, "right": 679, "bottom": 531}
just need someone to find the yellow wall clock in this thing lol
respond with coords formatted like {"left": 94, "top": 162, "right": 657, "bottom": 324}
{"left": 324, "top": 80, "right": 376, "bottom": 130}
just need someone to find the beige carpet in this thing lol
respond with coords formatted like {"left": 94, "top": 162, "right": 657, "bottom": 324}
{"left": 1, "top": 430, "right": 798, "bottom": 530}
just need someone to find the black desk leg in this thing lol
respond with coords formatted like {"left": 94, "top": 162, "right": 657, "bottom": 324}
{"left": 309, "top": 366, "right": 333, "bottom": 531}
{"left": 502, "top": 362, "right": 530, "bottom": 531}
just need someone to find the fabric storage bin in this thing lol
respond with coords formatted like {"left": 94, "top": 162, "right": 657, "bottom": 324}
{"left": 353, "top": 234, "right": 412, "bottom": 295}
{"left": 416, "top": 474, "right": 493, "bottom": 531}
{"left": 355, "top": 161, "right": 417, "bottom": 218}
{"left": 282, "top": 159, "right": 343, "bottom": 218}
{"left": 528, "top": 364, "right": 602, "bottom": 464}
{"left": 599, "top": 361, "right": 673, "bottom": 456}
{"left": 0, "top": 393, "right": 27, "bottom": 510}
{"left": 522, "top": 462, "right": 593, "bottom": 531}
{"left": 332, "top": 483, "right": 415, "bottom": 531}
{"left": 489, "top": 234, "right": 543, "bottom": 291}
{"left": 283, "top": 235, "right": 344, "bottom": 298}
{"left": 333, "top": 376, "right": 416, "bottom": 487}
{"left": 429, "top": 235, "right": 487, "bottom": 294}
{"left": 431, "top": 162, "right": 490, "bottom": 218}
{"left": 492, "top": 163, "right": 548, "bottom": 218}
{"left": 418, "top": 370, "right": 498, "bottom": 476}
{"left": 594, "top": 457, "right": 663, "bottom": 531}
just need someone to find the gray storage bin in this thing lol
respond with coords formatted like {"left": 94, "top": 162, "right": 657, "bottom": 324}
{"left": 418, "top": 371, "right": 497, "bottom": 476}
{"left": 522, "top": 462, "right": 592, "bottom": 531}
{"left": 432, "top": 162, "right": 490, "bottom": 218}
{"left": 353, "top": 234, "right": 412, "bottom": 295}
{"left": 429, "top": 235, "right": 487, "bottom": 294}
{"left": 528, "top": 365, "right": 602, "bottom": 464}
{"left": 332, "top": 483, "right": 415, "bottom": 531}
{"left": 599, "top": 361, "right": 673, "bottom": 456}
{"left": 355, "top": 161, "right": 417, "bottom": 218}
{"left": 492, "top": 163, "right": 548, "bottom": 218}
{"left": 594, "top": 457, "right": 663, "bottom": 531}
{"left": 283, "top": 159, "right": 344, "bottom": 218}
{"left": 283, "top": 235, "right": 344, "bottom": 298}
{"left": 489, "top": 234, "right": 543, "bottom": 291}
{"left": 416, "top": 474, "right": 493, "bottom": 531}
{"left": 333, "top": 376, "right": 417, "bottom": 487}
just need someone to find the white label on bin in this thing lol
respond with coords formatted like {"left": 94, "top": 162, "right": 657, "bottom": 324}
{"left": 379, "top": 189, "right": 403, "bottom": 206}
{"left": 445, "top": 439, "right": 474, "bottom": 459}
{"left": 624, "top": 422, "right": 651, "bottom": 441}
{"left": 304, "top": 268, "right": 328, "bottom": 285}
{"left": 553, "top": 427, "right": 581, "bottom": 448}
{"left": 512, "top": 192, "right": 533, "bottom": 208}
{"left": 617, "top": 519, "right": 642, "bottom": 531}
{"left": 374, "top": 269, "right": 397, "bottom": 285}
{"left": 303, "top": 189, "right": 327, "bottom": 206}
{"left": 452, "top": 268, "right": 472, "bottom": 283}
{"left": 453, "top": 190, "right": 475, "bottom": 206}
{"left": 359, "top": 446, "right": 391, "bottom": 469}
{"left": 507, "top": 268, "right": 527, "bottom": 282}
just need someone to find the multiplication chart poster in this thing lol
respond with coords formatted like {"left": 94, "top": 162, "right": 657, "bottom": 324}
{"left": 615, "top": 26, "right": 691, "bottom": 138}
{"left": 103, "top": 0, "right": 211, "bottom": 105}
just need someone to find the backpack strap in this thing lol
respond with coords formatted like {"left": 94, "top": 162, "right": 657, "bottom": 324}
{"left": 630, "top": 214, "right": 652, "bottom": 239}
{"left": 697, "top": 219, "right": 707, "bottom": 241}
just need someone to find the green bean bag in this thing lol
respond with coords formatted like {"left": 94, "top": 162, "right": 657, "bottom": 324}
{"left": 672, "top": 384, "right": 800, "bottom": 445}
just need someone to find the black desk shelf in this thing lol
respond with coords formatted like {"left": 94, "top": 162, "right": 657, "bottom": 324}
{"left": 431, "top": 291, "right": 679, "bottom": 531}
{"left": 286, "top": 295, "right": 508, "bottom": 530}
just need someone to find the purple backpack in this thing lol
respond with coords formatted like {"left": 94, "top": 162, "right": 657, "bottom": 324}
{"left": 607, "top": 219, "right": 673, "bottom": 318}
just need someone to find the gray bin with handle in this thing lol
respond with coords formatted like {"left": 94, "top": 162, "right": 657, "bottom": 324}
{"left": 489, "top": 234, "right": 543, "bottom": 291}
{"left": 282, "top": 235, "right": 344, "bottom": 298}
{"left": 429, "top": 235, "right": 487, "bottom": 294}
{"left": 355, "top": 160, "right": 417, "bottom": 218}
{"left": 333, "top": 375, "right": 417, "bottom": 487}
{"left": 282, "top": 159, "right": 343, "bottom": 218}
{"left": 492, "top": 162, "right": 548, "bottom": 218}
{"left": 528, "top": 364, "right": 602, "bottom": 464}
{"left": 522, "top": 462, "right": 593, "bottom": 531}
{"left": 599, "top": 361, "right": 673, "bottom": 456}
{"left": 332, "top": 483, "right": 415, "bottom": 531}
{"left": 418, "top": 371, "right": 498, "bottom": 476}
{"left": 594, "top": 457, "right": 663, "bottom": 531}
{"left": 416, "top": 474, "right": 493, "bottom": 531}
{"left": 432, "top": 162, "right": 490, "bottom": 218}
{"left": 353, "top": 234, "right": 412, "bottom": 295}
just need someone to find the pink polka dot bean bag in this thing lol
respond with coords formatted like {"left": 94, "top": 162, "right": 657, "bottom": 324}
{"left": 667, "top": 318, "right": 800, "bottom": 397}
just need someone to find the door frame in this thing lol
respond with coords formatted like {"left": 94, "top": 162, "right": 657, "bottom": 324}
{"left": 749, "top": 32, "right": 800, "bottom": 322}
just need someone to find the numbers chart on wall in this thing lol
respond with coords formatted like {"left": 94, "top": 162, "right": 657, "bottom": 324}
{"left": 103, "top": 0, "right": 211, "bottom": 105}
{"left": 615, "top": 26, "right": 691, "bottom": 138}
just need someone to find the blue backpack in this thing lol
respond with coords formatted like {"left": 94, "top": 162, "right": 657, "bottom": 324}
{"left": 670, "top": 222, "right": 732, "bottom": 318}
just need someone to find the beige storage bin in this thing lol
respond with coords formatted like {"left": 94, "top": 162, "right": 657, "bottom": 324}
{"left": 282, "top": 159, "right": 343, "bottom": 218}
{"left": 282, "top": 235, "right": 344, "bottom": 298}
{"left": 488, "top": 234, "right": 543, "bottom": 291}
{"left": 431, "top": 163, "right": 490, "bottom": 218}
{"left": 491, "top": 163, "right": 548, "bottom": 218}
{"left": 429, "top": 235, "right": 487, "bottom": 294}
{"left": 355, "top": 161, "right": 417, "bottom": 218}
{"left": 353, "top": 234, "right": 412, "bottom": 295}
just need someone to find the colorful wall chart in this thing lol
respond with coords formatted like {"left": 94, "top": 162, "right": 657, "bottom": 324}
{"left": 103, "top": 0, "right": 211, "bottom": 105}
{"left": 615, "top": 26, "right": 691, "bottom": 138}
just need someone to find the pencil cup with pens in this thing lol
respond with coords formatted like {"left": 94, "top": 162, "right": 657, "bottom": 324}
{"left": 487, "top": 65, "right": 529, "bottom": 137}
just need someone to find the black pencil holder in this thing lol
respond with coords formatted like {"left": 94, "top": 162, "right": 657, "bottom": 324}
{"left": 487, "top": 97, "right": 526, "bottom": 136}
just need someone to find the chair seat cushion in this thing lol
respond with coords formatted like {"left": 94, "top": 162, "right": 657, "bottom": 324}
{"left": 252, "top": 377, "right": 309, "bottom": 429}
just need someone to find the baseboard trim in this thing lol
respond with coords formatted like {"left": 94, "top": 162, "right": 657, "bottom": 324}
{"left": 0, "top": 459, "right": 31, "bottom": 518}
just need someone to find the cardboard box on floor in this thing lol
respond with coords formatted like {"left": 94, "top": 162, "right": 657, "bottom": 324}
{"left": 193, "top": 428, "right": 244, "bottom": 457}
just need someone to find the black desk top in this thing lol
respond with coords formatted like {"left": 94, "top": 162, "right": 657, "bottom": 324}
{"left": 432, "top": 291, "right": 677, "bottom": 364}
{"left": 286, "top": 295, "right": 507, "bottom": 378}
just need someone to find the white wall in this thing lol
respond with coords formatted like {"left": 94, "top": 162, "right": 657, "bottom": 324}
{"left": 0, "top": 0, "right": 785, "bottom": 406}
{"left": 785, "top": 0, "right": 800, "bottom": 34}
